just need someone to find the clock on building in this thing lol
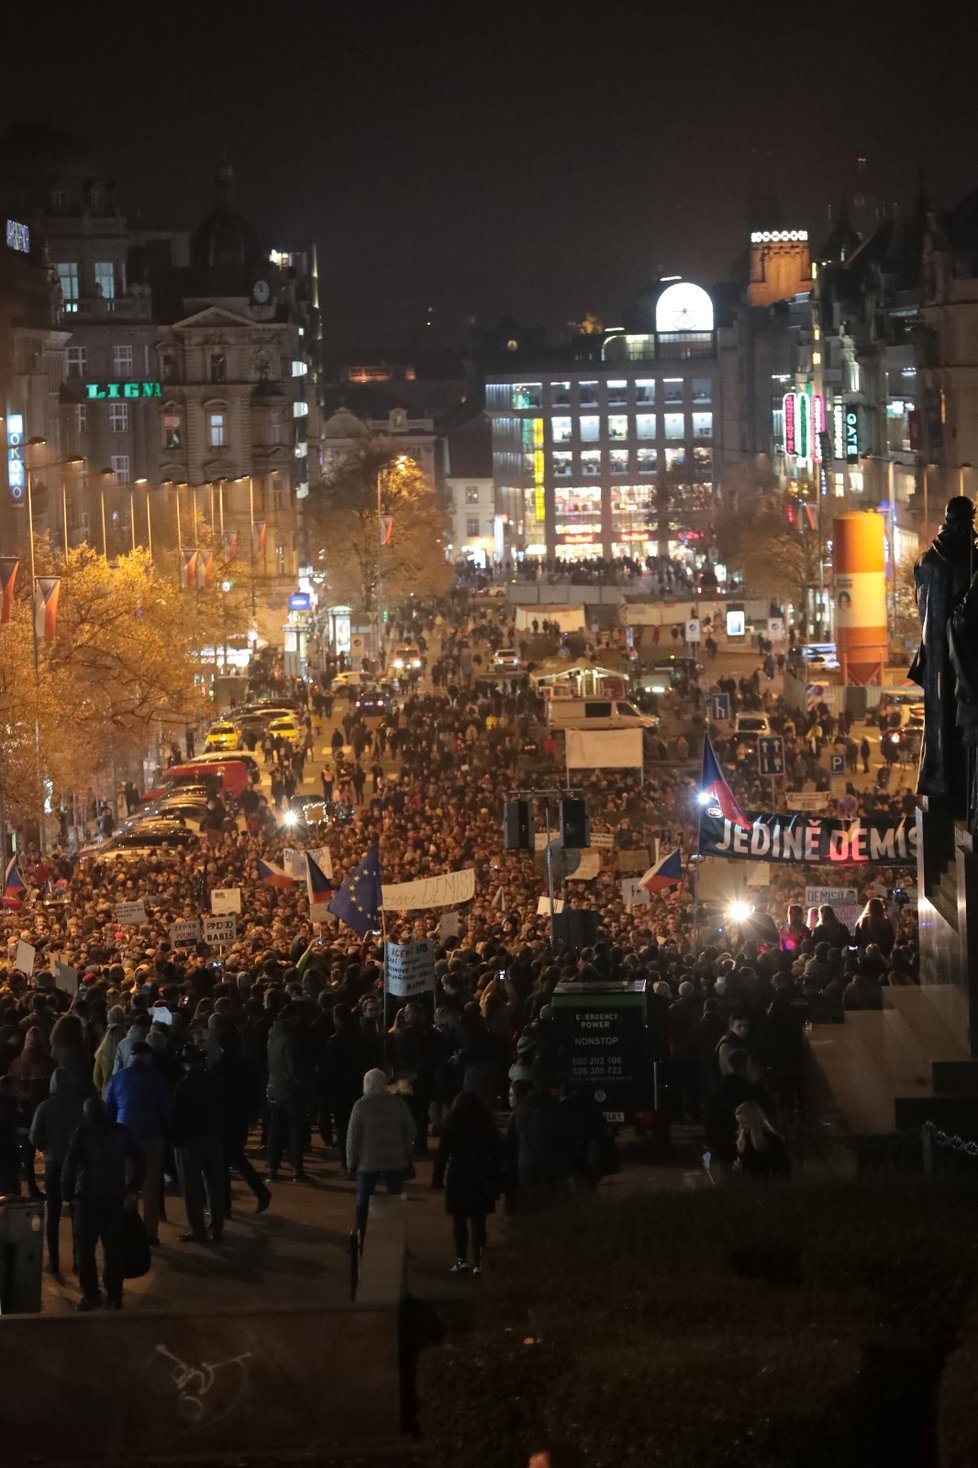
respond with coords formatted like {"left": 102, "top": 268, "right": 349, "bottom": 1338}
{"left": 654, "top": 281, "right": 714, "bottom": 334}
{"left": 252, "top": 279, "right": 271, "bottom": 304}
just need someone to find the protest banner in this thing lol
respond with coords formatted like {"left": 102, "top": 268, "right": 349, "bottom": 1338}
{"left": 699, "top": 810, "right": 918, "bottom": 866}
{"left": 805, "top": 886, "right": 859, "bottom": 908}
{"left": 210, "top": 888, "right": 241, "bottom": 915}
{"left": 385, "top": 938, "right": 436, "bottom": 998}
{"left": 381, "top": 868, "right": 475, "bottom": 911}
{"left": 114, "top": 900, "right": 147, "bottom": 926}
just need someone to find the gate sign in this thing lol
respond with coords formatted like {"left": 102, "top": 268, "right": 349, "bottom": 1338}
{"left": 757, "top": 736, "right": 785, "bottom": 776}
{"left": 708, "top": 692, "right": 731, "bottom": 722}
{"left": 202, "top": 914, "right": 237, "bottom": 947}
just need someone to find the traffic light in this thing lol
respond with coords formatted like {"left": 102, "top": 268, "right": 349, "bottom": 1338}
{"left": 560, "top": 796, "right": 590, "bottom": 850}
{"left": 503, "top": 799, "right": 533, "bottom": 851}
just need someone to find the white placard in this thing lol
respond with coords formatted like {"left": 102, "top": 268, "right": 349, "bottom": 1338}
{"left": 567, "top": 851, "right": 602, "bottom": 881}
{"left": 536, "top": 896, "right": 565, "bottom": 915}
{"left": 202, "top": 913, "right": 237, "bottom": 947}
{"left": 619, "top": 878, "right": 651, "bottom": 907}
{"left": 147, "top": 1005, "right": 174, "bottom": 1026}
{"left": 805, "top": 886, "right": 859, "bottom": 909}
{"left": 385, "top": 938, "right": 435, "bottom": 998}
{"left": 307, "top": 846, "right": 333, "bottom": 881}
{"left": 565, "top": 729, "right": 643, "bottom": 770}
{"left": 210, "top": 887, "right": 241, "bottom": 915}
{"left": 590, "top": 832, "right": 615, "bottom": 849}
{"left": 169, "top": 919, "right": 202, "bottom": 948}
{"left": 439, "top": 911, "right": 460, "bottom": 941}
{"left": 282, "top": 848, "right": 306, "bottom": 879}
{"left": 785, "top": 792, "right": 827, "bottom": 812}
{"left": 114, "top": 900, "right": 147, "bottom": 926}
{"left": 14, "top": 939, "right": 35, "bottom": 976}
{"left": 54, "top": 961, "right": 79, "bottom": 994}
{"left": 381, "top": 868, "right": 475, "bottom": 912}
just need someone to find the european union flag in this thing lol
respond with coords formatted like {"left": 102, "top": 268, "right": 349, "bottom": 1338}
{"left": 329, "top": 846, "right": 383, "bottom": 938}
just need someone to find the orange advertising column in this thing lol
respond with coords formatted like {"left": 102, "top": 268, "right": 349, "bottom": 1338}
{"left": 833, "top": 512, "right": 887, "bottom": 686}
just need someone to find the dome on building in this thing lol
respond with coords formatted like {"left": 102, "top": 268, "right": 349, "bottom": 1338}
{"left": 321, "top": 407, "right": 371, "bottom": 441}
{"left": 190, "top": 161, "right": 264, "bottom": 281}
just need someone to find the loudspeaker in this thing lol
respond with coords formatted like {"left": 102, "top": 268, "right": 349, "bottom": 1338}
{"left": 559, "top": 796, "right": 590, "bottom": 850}
{"left": 551, "top": 909, "right": 600, "bottom": 950}
{"left": 502, "top": 799, "right": 533, "bottom": 851}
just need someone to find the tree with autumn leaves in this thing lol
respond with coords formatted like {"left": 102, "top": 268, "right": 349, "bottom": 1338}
{"left": 306, "top": 445, "right": 452, "bottom": 615}
{"left": 0, "top": 540, "right": 247, "bottom": 842}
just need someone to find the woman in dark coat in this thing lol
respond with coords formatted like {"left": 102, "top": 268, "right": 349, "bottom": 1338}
{"left": 431, "top": 1091, "right": 502, "bottom": 1276}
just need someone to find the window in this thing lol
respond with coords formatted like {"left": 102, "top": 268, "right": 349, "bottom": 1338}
{"left": 608, "top": 415, "right": 628, "bottom": 440}
{"left": 692, "top": 377, "right": 712, "bottom": 405}
{"left": 210, "top": 353, "right": 226, "bottom": 383}
{"left": 51, "top": 189, "right": 66, "bottom": 211}
{"left": 113, "top": 344, "right": 133, "bottom": 377}
{"left": 552, "top": 417, "right": 572, "bottom": 444}
{"left": 89, "top": 186, "right": 104, "bottom": 213}
{"left": 609, "top": 449, "right": 629, "bottom": 475}
{"left": 66, "top": 345, "right": 87, "bottom": 378}
{"left": 585, "top": 702, "right": 611, "bottom": 719}
{"left": 636, "top": 380, "right": 655, "bottom": 404}
{"left": 108, "top": 402, "right": 129, "bottom": 433}
{"left": 511, "top": 383, "right": 541, "bottom": 409}
{"left": 637, "top": 447, "right": 657, "bottom": 473}
{"left": 636, "top": 414, "right": 657, "bottom": 439}
{"left": 579, "top": 382, "right": 599, "bottom": 406}
{"left": 552, "top": 451, "right": 572, "bottom": 477}
{"left": 664, "top": 413, "right": 685, "bottom": 440}
{"left": 271, "top": 485, "right": 286, "bottom": 511}
{"left": 465, "top": 486, "right": 481, "bottom": 505}
{"left": 161, "top": 352, "right": 177, "bottom": 381}
{"left": 75, "top": 405, "right": 87, "bottom": 433}
{"left": 465, "top": 517, "right": 480, "bottom": 537}
{"left": 270, "top": 409, "right": 284, "bottom": 446}
{"left": 692, "top": 447, "right": 712, "bottom": 478}
{"left": 56, "top": 262, "right": 79, "bottom": 311}
{"left": 608, "top": 380, "right": 628, "bottom": 406}
{"left": 94, "top": 261, "right": 116, "bottom": 300}
{"left": 663, "top": 447, "right": 685, "bottom": 471}
{"left": 580, "top": 450, "right": 601, "bottom": 477}
{"left": 551, "top": 381, "right": 571, "bottom": 406}
{"left": 580, "top": 416, "right": 599, "bottom": 442}
{"left": 208, "top": 411, "right": 227, "bottom": 449}
{"left": 692, "top": 412, "right": 713, "bottom": 439}
{"left": 663, "top": 379, "right": 684, "bottom": 404}
{"left": 163, "top": 412, "right": 182, "bottom": 450}
{"left": 110, "top": 455, "right": 130, "bottom": 483}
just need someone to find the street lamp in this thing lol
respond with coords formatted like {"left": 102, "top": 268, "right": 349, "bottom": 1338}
{"left": 232, "top": 475, "right": 256, "bottom": 621}
{"left": 135, "top": 478, "right": 152, "bottom": 558}
{"left": 960, "top": 464, "right": 973, "bottom": 499}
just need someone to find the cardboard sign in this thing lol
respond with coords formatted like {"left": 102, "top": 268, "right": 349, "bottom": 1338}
{"left": 619, "top": 878, "right": 651, "bottom": 907}
{"left": 536, "top": 896, "right": 565, "bottom": 915}
{"left": 785, "top": 792, "right": 826, "bottom": 812}
{"left": 210, "top": 887, "right": 241, "bottom": 915}
{"left": 114, "top": 900, "right": 147, "bottom": 926}
{"left": 385, "top": 938, "right": 436, "bottom": 998}
{"left": 14, "top": 940, "right": 35, "bottom": 976}
{"left": 567, "top": 851, "right": 602, "bottom": 881}
{"left": 439, "top": 911, "right": 460, "bottom": 942}
{"left": 169, "top": 919, "right": 202, "bottom": 948}
{"left": 54, "top": 961, "right": 79, "bottom": 995}
{"left": 202, "top": 914, "right": 237, "bottom": 947}
{"left": 282, "top": 848, "right": 306, "bottom": 880}
{"left": 590, "top": 833, "right": 615, "bottom": 849}
{"left": 616, "top": 848, "right": 651, "bottom": 874}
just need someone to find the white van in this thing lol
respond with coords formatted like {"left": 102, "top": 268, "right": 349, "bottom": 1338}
{"left": 547, "top": 698, "right": 658, "bottom": 731}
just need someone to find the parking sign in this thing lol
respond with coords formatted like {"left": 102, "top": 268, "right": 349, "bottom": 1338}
{"left": 758, "top": 736, "right": 785, "bottom": 777}
{"left": 830, "top": 753, "right": 845, "bottom": 776}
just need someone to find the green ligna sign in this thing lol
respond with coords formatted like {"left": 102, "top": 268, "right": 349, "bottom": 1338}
{"left": 84, "top": 381, "right": 162, "bottom": 400}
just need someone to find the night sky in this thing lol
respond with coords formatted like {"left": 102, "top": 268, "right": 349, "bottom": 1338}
{"left": 3, "top": 3, "right": 975, "bottom": 354}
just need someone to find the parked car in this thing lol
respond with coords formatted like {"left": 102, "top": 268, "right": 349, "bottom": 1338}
{"left": 493, "top": 647, "right": 522, "bottom": 671}
{"left": 268, "top": 715, "right": 302, "bottom": 748}
{"left": 204, "top": 721, "right": 241, "bottom": 752}
{"left": 80, "top": 822, "right": 200, "bottom": 860}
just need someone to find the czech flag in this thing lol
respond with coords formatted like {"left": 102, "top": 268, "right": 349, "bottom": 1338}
{"left": 305, "top": 851, "right": 334, "bottom": 907}
{"left": 640, "top": 848, "right": 684, "bottom": 895}
{"left": 180, "top": 549, "right": 198, "bottom": 590}
{"left": 2, "top": 856, "right": 26, "bottom": 911}
{"left": 257, "top": 858, "right": 294, "bottom": 888}
{"left": 34, "top": 577, "right": 61, "bottom": 640}
{"left": 701, "top": 735, "right": 752, "bottom": 832}
{"left": 0, "top": 557, "right": 18, "bottom": 625}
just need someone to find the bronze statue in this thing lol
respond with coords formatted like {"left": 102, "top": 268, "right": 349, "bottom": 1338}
{"left": 909, "top": 496, "right": 977, "bottom": 812}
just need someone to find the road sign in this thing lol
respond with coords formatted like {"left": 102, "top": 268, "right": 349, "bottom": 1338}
{"left": 829, "top": 753, "right": 845, "bottom": 776}
{"left": 767, "top": 617, "right": 785, "bottom": 641}
{"left": 685, "top": 619, "right": 701, "bottom": 644}
{"left": 757, "top": 736, "right": 785, "bottom": 777}
{"left": 708, "top": 692, "right": 731, "bottom": 722}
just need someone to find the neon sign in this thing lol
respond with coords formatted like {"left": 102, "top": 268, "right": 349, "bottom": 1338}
{"left": 797, "top": 391, "right": 810, "bottom": 460}
{"left": 783, "top": 393, "right": 796, "bottom": 455}
{"left": 5, "top": 220, "right": 29, "bottom": 253}
{"left": 84, "top": 381, "right": 162, "bottom": 400}
{"left": 833, "top": 403, "right": 845, "bottom": 460}
{"left": 750, "top": 230, "right": 808, "bottom": 244}
{"left": 844, "top": 407, "right": 859, "bottom": 462}
{"left": 813, "top": 394, "right": 825, "bottom": 462}
{"left": 7, "top": 412, "right": 24, "bottom": 503}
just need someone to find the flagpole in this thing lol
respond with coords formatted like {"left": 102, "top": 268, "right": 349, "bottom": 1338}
{"left": 380, "top": 906, "right": 389, "bottom": 1039}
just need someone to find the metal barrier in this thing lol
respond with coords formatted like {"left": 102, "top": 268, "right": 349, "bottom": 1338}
{"left": 921, "top": 1121, "right": 978, "bottom": 1175}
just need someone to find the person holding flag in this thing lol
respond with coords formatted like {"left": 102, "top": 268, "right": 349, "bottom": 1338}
{"left": 640, "top": 848, "right": 684, "bottom": 896}
{"left": 2, "top": 856, "right": 26, "bottom": 912}
{"left": 699, "top": 735, "right": 752, "bottom": 833}
{"left": 329, "top": 847, "right": 383, "bottom": 938}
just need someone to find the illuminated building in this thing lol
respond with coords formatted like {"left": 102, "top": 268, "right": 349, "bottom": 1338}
{"left": 485, "top": 281, "right": 727, "bottom": 562}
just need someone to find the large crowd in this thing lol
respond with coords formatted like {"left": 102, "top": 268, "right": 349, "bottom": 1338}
{"left": 0, "top": 591, "right": 919, "bottom": 1308}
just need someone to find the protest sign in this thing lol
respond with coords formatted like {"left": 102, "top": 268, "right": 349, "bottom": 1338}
{"left": 536, "top": 896, "right": 565, "bottom": 915}
{"left": 386, "top": 938, "right": 436, "bottom": 998}
{"left": 14, "top": 939, "right": 35, "bottom": 976}
{"left": 568, "top": 851, "right": 602, "bottom": 881}
{"left": 147, "top": 1005, "right": 174, "bottom": 1026}
{"left": 114, "top": 900, "right": 147, "bottom": 926}
{"left": 700, "top": 810, "right": 918, "bottom": 866}
{"left": 54, "top": 961, "right": 79, "bottom": 995}
{"left": 169, "top": 919, "right": 202, "bottom": 948}
{"left": 619, "top": 878, "right": 651, "bottom": 907}
{"left": 210, "top": 888, "right": 241, "bottom": 915}
{"left": 805, "top": 886, "right": 859, "bottom": 909}
{"left": 202, "top": 914, "right": 237, "bottom": 947}
{"left": 439, "top": 911, "right": 460, "bottom": 942}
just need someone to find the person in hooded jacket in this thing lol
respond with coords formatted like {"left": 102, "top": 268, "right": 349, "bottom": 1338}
{"left": 346, "top": 1068, "right": 416, "bottom": 1242}
{"left": 105, "top": 1042, "right": 172, "bottom": 1244}
{"left": 29, "top": 1068, "right": 86, "bottom": 1274}
{"left": 431, "top": 1090, "right": 502, "bottom": 1275}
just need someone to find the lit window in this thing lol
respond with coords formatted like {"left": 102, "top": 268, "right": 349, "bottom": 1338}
{"left": 511, "top": 383, "right": 541, "bottom": 409}
{"left": 609, "top": 449, "right": 629, "bottom": 475}
{"left": 291, "top": 359, "right": 308, "bottom": 377}
{"left": 551, "top": 381, "right": 571, "bottom": 406}
{"left": 664, "top": 413, "right": 685, "bottom": 440}
{"left": 692, "top": 412, "right": 713, "bottom": 439}
{"left": 292, "top": 400, "right": 308, "bottom": 418}
{"left": 110, "top": 454, "right": 130, "bottom": 483}
{"left": 580, "top": 416, "right": 600, "bottom": 442}
{"left": 113, "top": 344, "right": 133, "bottom": 377}
{"left": 580, "top": 450, "right": 601, "bottom": 477}
{"left": 94, "top": 261, "right": 116, "bottom": 300}
{"left": 692, "top": 447, "right": 712, "bottom": 478}
{"left": 210, "top": 353, "right": 226, "bottom": 383}
{"left": 608, "top": 380, "right": 628, "bottom": 406}
{"left": 636, "top": 380, "right": 655, "bottom": 405}
{"left": 579, "top": 382, "right": 599, "bottom": 406}
{"left": 465, "top": 486, "right": 481, "bottom": 504}
{"left": 163, "top": 413, "right": 182, "bottom": 450}
{"left": 552, "top": 452, "right": 572, "bottom": 478}
{"left": 608, "top": 415, "right": 628, "bottom": 440}
{"left": 56, "top": 262, "right": 79, "bottom": 311}
{"left": 66, "top": 345, "right": 87, "bottom": 378}
{"left": 637, "top": 447, "right": 657, "bottom": 473}
{"left": 552, "top": 417, "right": 573, "bottom": 444}
{"left": 108, "top": 402, "right": 129, "bottom": 434}
{"left": 75, "top": 405, "right": 87, "bottom": 433}
{"left": 692, "top": 377, "right": 712, "bottom": 404}
{"left": 208, "top": 412, "right": 227, "bottom": 449}
{"left": 663, "top": 379, "right": 683, "bottom": 404}
{"left": 636, "top": 414, "right": 657, "bottom": 439}
{"left": 466, "top": 517, "right": 480, "bottom": 537}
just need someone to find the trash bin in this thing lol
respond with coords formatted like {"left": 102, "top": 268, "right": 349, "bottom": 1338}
{"left": 0, "top": 1195, "right": 44, "bottom": 1313}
